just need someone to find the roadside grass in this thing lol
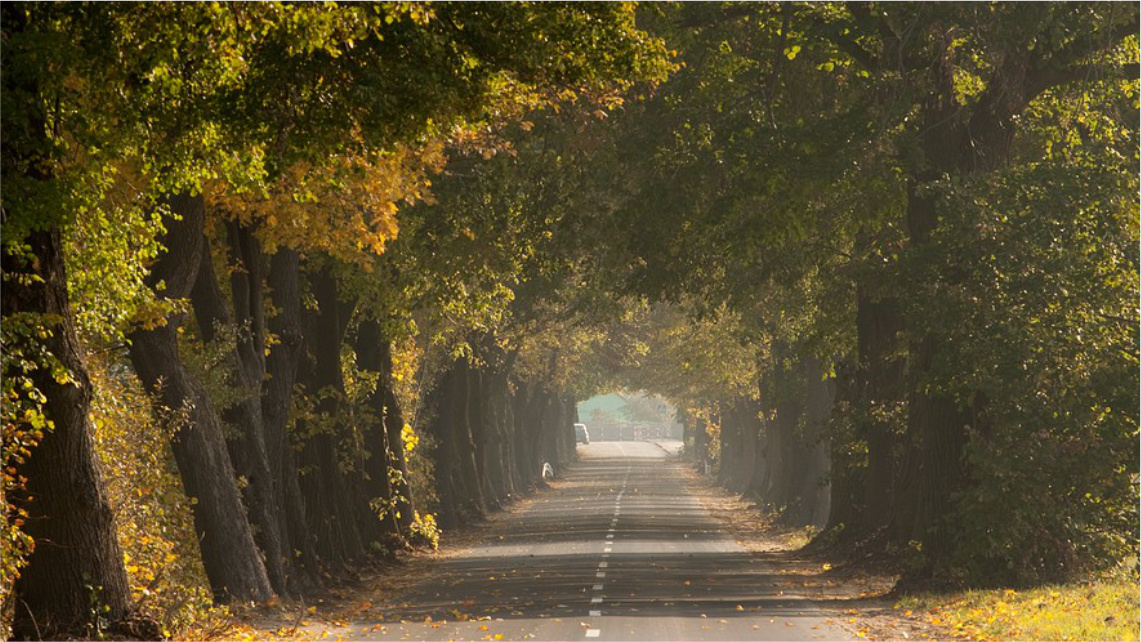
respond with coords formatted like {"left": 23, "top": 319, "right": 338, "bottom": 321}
{"left": 895, "top": 569, "right": 1139, "bottom": 641}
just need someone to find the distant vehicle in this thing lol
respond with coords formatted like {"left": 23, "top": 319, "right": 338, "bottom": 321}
{"left": 574, "top": 423, "right": 590, "bottom": 444}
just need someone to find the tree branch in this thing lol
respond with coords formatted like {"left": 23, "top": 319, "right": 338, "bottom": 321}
{"left": 812, "top": 14, "right": 880, "bottom": 70}
{"left": 1029, "top": 62, "right": 1140, "bottom": 98}
{"left": 1044, "top": 15, "right": 1139, "bottom": 70}
{"left": 676, "top": 3, "right": 758, "bottom": 30}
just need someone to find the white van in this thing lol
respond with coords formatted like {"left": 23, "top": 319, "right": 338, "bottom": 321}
{"left": 574, "top": 423, "right": 590, "bottom": 444}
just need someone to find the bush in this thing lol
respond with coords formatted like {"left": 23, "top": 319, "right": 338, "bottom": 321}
{"left": 89, "top": 351, "right": 231, "bottom": 638}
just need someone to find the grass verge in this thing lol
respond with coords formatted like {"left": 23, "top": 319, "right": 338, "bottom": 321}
{"left": 895, "top": 570, "right": 1139, "bottom": 641}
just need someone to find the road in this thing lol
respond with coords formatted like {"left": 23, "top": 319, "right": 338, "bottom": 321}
{"left": 310, "top": 441, "right": 855, "bottom": 641}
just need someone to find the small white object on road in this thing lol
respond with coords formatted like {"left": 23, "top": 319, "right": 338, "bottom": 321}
{"left": 585, "top": 628, "right": 601, "bottom": 637}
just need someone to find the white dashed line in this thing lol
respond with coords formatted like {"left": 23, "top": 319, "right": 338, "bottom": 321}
{"left": 599, "top": 562, "right": 608, "bottom": 568}
{"left": 593, "top": 584, "right": 604, "bottom": 590}
{"left": 586, "top": 628, "right": 601, "bottom": 637}
{"left": 596, "top": 572, "right": 606, "bottom": 578}
{"left": 591, "top": 597, "right": 603, "bottom": 604}
{"left": 589, "top": 610, "right": 602, "bottom": 617}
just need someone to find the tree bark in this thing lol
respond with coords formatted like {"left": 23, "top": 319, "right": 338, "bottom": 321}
{"left": 378, "top": 339, "right": 415, "bottom": 534}
{"left": 128, "top": 194, "right": 273, "bottom": 603}
{"left": 296, "top": 264, "right": 365, "bottom": 567}
{"left": 354, "top": 318, "right": 403, "bottom": 545}
{"left": 855, "top": 280, "right": 905, "bottom": 537}
{"left": 189, "top": 232, "right": 289, "bottom": 594}
{"left": 793, "top": 357, "right": 833, "bottom": 528}
{"left": 452, "top": 359, "right": 487, "bottom": 518}
{"left": 6, "top": 226, "right": 134, "bottom": 638}
{"left": 261, "top": 248, "right": 320, "bottom": 586}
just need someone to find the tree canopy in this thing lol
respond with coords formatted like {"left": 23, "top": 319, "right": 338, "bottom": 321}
{"left": 2, "top": 2, "right": 1136, "bottom": 638}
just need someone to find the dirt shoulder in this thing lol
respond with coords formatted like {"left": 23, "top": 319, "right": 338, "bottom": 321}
{"left": 678, "top": 461, "right": 958, "bottom": 642}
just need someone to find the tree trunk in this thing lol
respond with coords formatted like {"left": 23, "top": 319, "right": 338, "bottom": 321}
{"left": 510, "top": 383, "right": 541, "bottom": 488}
{"left": 6, "top": 226, "right": 134, "bottom": 638}
{"left": 467, "top": 365, "right": 496, "bottom": 508}
{"left": 728, "top": 397, "right": 761, "bottom": 496}
{"left": 479, "top": 363, "right": 510, "bottom": 507}
{"left": 823, "top": 358, "right": 859, "bottom": 538}
{"left": 296, "top": 264, "right": 365, "bottom": 567}
{"left": 717, "top": 399, "right": 740, "bottom": 490}
{"left": 901, "top": 182, "right": 973, "bottom": 556}
{"left": 793, "top": 357, "right": 833, "bottom": 528}
{"left": 128, "top": 194, "right": 273, "bottom": 602}
{"left": 428, "top": 358, "right": 486, "bottom": 527}
{"left": 897, "top": 45, "right": 1029, "bottom": 561}
{"left": 189, "top": 232, "right": 289, "bottom": 594}
{"left": 453, "top": 359, "right": 487, "bottom": 517}
{"left": 693, "top": 414, "right": 710, "bottom": 473}
{"left": 261, "top": 248, "right": 319, "bottom": 587}
{"left": 497, "top": 369, "right": 519, "bottom": 498}
{"left": 854, "top": 281, "right": 905, "bottom": 538}
{"left": 378, "top": 339, "right": 415, "bottom": 534}
{"left": 354, "top": 318, "right": 403, "bottom": 545}
{"left": 427, "top": 364, "right": 461, "bottom": 529}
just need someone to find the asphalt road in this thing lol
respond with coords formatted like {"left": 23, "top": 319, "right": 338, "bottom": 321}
{"left": 321, "top": 441, "right": 854, "bottom": 641}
